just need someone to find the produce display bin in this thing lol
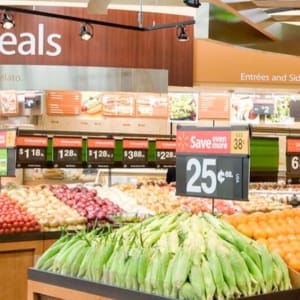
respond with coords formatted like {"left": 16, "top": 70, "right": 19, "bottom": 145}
{"left": 27, "top": 268, "right": 300, "bottom": 300}
{"left": 0, "top": 232, "right": 61, "bottom": 300}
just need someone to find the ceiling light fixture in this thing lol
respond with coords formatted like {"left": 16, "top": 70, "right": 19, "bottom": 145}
{"left": 1, "top": 11, "right": 15, "bottom": 29}
{"left": 0, "top": 5, "right": 195, "bottom": 32}
{"left": 183, "top": 0, "right": 201, "bottom": 9}
{"left": 80, "top": 22, "right": 93, "bottom": 41}
{"left": 177, "top": 25, "right": 189, "bottom": 41}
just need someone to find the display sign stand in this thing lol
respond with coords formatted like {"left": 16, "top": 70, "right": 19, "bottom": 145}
{"left": 176, "top": 124, "right": 250, "bottom": 202}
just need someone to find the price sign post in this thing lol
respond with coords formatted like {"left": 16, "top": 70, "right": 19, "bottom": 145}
{"left": 123, "top": 139, "right": 148, "bottom": 168}
{"left": 53, "top": 137, "right": 83, "bottom": 168}
{"left": 16, "top": 136, "right": 48, "bottom": 168}
{"left": 286, "top": 138, "right": 300, "bottom": 182}
{"left": 87, "top": 138, "right": 115, "bottom": 168}
{"left": 176, "top": 126, "right": 250, "bottom": 201}
{"left": 155, "top": 140, "right": 176, "bottom": 167}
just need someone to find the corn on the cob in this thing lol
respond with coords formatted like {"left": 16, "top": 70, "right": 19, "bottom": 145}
{"left": 35, "top": 212, "right": 292, "bottom": 300}
{"left": 271, "top": 252, "right": 292, "bottom": 291}
{"left": 137, "top": 248, "right": 152, "bottom": 288}
{"left": 35, "top": 233, "right": 71, "bottom": 270}
{"left": 201, "top": 256, "right": 217, "bottom": 300}
{"left": 189, "top": 262, "right": 206, "bottom": 299}
{"left": 60, "top": 239, "right": 88, "bottom": 276}
{"left": 178, "top": 282, "right": 197, "bottom": 300}
{"left": 240, "top": 250, "right": 265, "bottom": 294}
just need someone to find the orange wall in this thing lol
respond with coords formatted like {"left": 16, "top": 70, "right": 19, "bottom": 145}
{"left": 194, "top": 39, "right": 300, "bottom": 88}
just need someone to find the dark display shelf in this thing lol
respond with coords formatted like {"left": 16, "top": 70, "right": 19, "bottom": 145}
{"left": 0, "top": 231, "right": 62, "bottom": 243}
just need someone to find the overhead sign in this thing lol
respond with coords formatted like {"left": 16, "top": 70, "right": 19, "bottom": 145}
{"left": 123, "top": 139, "right": 148, "bottom": 167}
{"left": 87, "top": 138, "right": 115, "bottom": 168}
{"left": 176, "top": 126, "right": 250, "bottom": 201}
{"left": 53, "top": 137, "right": 82, "bottom": 168}
{"left": 155, "top": 140, "right": 176, "bottom": 167}
{"left": 286, "top": 138, "right": 300, "bottom": 176}
{"left": 16, "top": 136, "right": 48, "bottom": 168}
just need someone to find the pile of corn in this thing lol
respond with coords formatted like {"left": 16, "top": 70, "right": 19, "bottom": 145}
{"left": 35, "top": 213, "right": 291, "bottom": 300}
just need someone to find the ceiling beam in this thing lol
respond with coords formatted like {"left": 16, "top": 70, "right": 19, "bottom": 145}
{"left": 210, "top": 0, "right": 282, "bottom": 40}
{"left": 271, "top": 15, "right": 300, "bottom": 22}
{"left": 253, "top": 0, "right": 300, "bottom": 9}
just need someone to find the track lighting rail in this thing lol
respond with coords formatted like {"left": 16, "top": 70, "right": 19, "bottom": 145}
{"left": 0, "top": 5, "right": 195, "bottom": 31}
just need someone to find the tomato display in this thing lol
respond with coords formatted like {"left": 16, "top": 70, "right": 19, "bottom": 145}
{"left": 0, "top": 194, "right": 40, "bottom": 234}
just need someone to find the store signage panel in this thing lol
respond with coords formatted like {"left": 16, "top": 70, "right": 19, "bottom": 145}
{"left": 176, "top": 126, "right": 249, "bottom": 201}
{"left": 135, "top": 93, "right": 169, "bottom": 118}
{"left": 102, "top": 93, "right": 136, "bottom": 117}
{"left": 287, "top": 138, "right": 300, "bottom": 153}
{"left": 0, "top": 129, "right": 16, "bottom": 148}
{"left": 16, "top": 136, "right": 48, "bottom": 168}
{"left": 87, "top": 138, "right": 115, "bottom": 168}
{"left": 168, "top": 93, "right": 198, "bottom": 122}
{"left": 0, "top": 149, "right": 8, "bottom": 176}
{"left": 53, "top": 137, "right": 82, "bottom": 168}
{"left": 122, "top": 139, "right": 148, "bottom": 167}
{"left": 198, "top": 92, "right": 230, "bottom": 120}
{"left": 176, "top": 127, "right": 249, "bottom": 155}
{"left": 286, "top": 138, "right": 300, "bottom": 176}
{"left": 46, "top": 91, "right": 82, "bottom": 116}
{"left": 155, "top": 140, "right": 176, "bottom": 167}
{"left": 252, "top": 95, "right": 274, "bottom": 116}
{"left": 286, "top": 155, "right": 300, "bottom": 175}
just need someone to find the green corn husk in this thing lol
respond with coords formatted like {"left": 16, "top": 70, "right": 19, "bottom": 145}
{"left": 60, "top": 239, "right": 89, "bottom": 276}
{"left": 109, "top": 247, "right": 127, "bottom": 286}
{"left": 35, "top": 233, "right": 71, "bottom": 270}
{"left": 178, "top": 282, "right": 197, "bottom": 300}
{"left": 124, "top": 248, "right": 140, "bottom": 290}
{"left": 137, "top": 248, "right": 152, "bottom": 288}
{"left": 83, "top": 242, "right": 99, "bottom": 281}
{"left": 271, "top": 252, "right": 292, "bottom": 291}
{"left": 155, "top": 251, "right": 172, "bottom": 295}
{"left": 205, "top": 248, "right": 225, "bottom": 300}
{"left": 163, "top": 252, "right": 179, "bottom": 297}
{"left": 258, "top": 245, "right": 274, "bottom": 293}
{"left": 228, "top": 247, "right": 252, "bottom": 297}
{"left": 241, "top": 250, "right": 266, "bottom": 294}
{"left": 171, "top": 249, "right": 192, "bottom": 290}
{"left": 201, "top": 256, "right": 217, "bottom": 300}
{"left": 39, "top": 256, "right": 56, "bottom": 272}
{"left": 189, "top": 263, "right": 206, "bottom": 299}
{"left": 214, "top": 243, "right": 240, "bottom": 298}
{"left": 271, "top": 254, "right": 283, "bottom": 292}
{"left": 77, "top": 244, "right": 94, "bottom": 278}
{"left": 102, "top": 247, "right": 119, "bottom": 284}
{"left": 69, "top": 244, "right": 90, "bottom": 277}
{"left": 143, "top": 254, "right": 155, "bottom": 294}
{"left": 52, "top": 237, "right": 84, "bottom": 274}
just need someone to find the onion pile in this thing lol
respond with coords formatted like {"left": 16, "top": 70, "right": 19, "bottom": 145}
{"left": 49, "top": 185, "right": 123, "bottom": 227}
{"left": 4, "top": 185, "right": 86, "bottom": 231}
{"left": 93, "top": 186, "right": 154, "bottom": 216}
{"left": 0, "top": 193, "right": 40, "bottom": 234}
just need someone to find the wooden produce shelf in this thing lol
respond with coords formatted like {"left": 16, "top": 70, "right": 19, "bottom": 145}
{"left": 0, "top": 232, "right": 61, "bottom": 300}
{"left": 28, "top": 268, "right": 300, "bottom": 300}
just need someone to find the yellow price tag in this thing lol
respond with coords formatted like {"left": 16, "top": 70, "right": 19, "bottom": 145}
{"left": 230, "top": 130, "right": 249, "bottom": 154}
{"left": 6, "top": 130, "right": 16, "bottom": 147}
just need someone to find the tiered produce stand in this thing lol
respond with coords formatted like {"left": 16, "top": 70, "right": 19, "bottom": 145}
{"left": 27, "top": 268, "right": 300, "bottom": 300}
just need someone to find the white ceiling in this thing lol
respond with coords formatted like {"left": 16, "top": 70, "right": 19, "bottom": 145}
{"left": 1, "top": 0, "right": 300, "bottom": 38}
